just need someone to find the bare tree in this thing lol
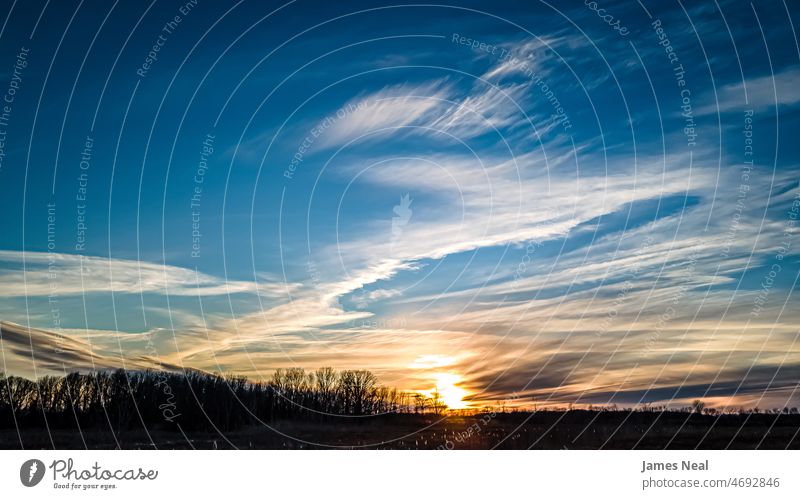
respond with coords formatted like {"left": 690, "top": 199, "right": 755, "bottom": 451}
{"left": 413, "top": 393, "right": 427, "bottom": 414}
{"left": 339, "top": 370, "right": 376, "bottom": 415}
{"left": 431, "top": 389, "right": 447, "bottom": 415}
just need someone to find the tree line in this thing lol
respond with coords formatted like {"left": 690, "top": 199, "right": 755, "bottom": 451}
{"left": 5, "top": 369, "right": 795, "bottom": 435}
{"left": 0, "top": 368, "right": 416, "bottom": 433}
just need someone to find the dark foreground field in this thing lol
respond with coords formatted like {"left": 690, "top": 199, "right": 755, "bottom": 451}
{"left": 3, "top": 411, "right": 799, "bottom": 450}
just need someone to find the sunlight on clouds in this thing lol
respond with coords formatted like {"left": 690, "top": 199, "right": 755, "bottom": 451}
{"left": 410, "top": 354, "right": 457, "bottom": 369}
{"left": 2, "top": 14, "right": 799, "bottom": 415}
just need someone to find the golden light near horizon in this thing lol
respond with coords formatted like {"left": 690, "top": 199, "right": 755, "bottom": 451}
{"left": 421, "top": 372, "right": 470, "bottom": 410}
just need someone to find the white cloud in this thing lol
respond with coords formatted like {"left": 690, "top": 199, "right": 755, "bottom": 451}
{"left": 317, "top": 80, "right": 451, "bottom": 148}
{"left": 697, "top": 67, "right": 800, "bottom": 115}
{"left": 480, "top": 35, "right": 583, "bottom": 82}
{"left": 0, "top": 251, "right": 293, "bottom": 298}
{"left": 316, "top": 79, "right": 535, "bottom": 149}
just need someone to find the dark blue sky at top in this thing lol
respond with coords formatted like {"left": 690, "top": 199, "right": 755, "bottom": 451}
{"left": 0, "top": 0, "right": 796, "bottom": 275}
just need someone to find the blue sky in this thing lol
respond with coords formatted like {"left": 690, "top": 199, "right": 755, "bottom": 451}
{"left": 0, "top": 0, "right": 799, "bottom": 409}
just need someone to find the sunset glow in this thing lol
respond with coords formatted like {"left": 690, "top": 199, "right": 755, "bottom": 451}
{"left": 422, "top": 373, "right": 470, "bottom": 410}
{"left": 0, "top": 0, "right": 797, "bottom": 417}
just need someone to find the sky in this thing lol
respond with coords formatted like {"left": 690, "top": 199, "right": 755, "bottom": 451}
{"left": 0, "top": 0, "right": 799, "bottom": 410}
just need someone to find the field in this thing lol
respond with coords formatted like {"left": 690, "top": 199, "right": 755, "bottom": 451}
{"left": 3, "top": 411, "right": 798, "bottom": 450}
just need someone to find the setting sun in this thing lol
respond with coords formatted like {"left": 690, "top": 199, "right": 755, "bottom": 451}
{"left": 423, "top": 373, "right": 470, "bottom": 410}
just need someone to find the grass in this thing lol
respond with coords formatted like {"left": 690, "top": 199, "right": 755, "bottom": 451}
{"left": 3, "top": 410, "right": 798, "bottom": 449}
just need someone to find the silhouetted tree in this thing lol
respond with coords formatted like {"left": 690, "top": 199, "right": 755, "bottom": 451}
{"left": 0, "top": 367, "right": 400, "bottom": 432}
{"left": 431, "top": 389, "right": 446, "bottom": 415}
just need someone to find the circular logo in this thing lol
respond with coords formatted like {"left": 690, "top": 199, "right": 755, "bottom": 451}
{"left": 20, "top": 459, "right": 45, "bottom": 487}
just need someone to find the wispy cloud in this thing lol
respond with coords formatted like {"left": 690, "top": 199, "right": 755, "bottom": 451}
{"left": 317, "top": 79, "right": 534, "bottom": 149}
{"left": 697, "top": 67, "right": 800, "bottom": 115}
{"left": 317, "top": 80, "right": 451, "bottom": 148}
{"left": 2, "top": 10, "right": 799, "bottom": 413}
{"left": 0, "top": 321, "right": 180, "bottom": 379}
{"left": 0, "top": 251, "right": 293, "bottom": 298}
{"left": 481, "top": 34, "right": 585, "bottom": 81}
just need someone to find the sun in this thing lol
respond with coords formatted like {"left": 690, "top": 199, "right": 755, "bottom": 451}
{"left": 426, "top": 372, "right": 469, "bottom": 410}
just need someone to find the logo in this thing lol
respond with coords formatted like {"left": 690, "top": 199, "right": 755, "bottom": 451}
{"left": 391, "top": 193, "right": 413, "bottom": 248}
{"left": 20, "top": 459, "right": 45, "bottom": 487}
